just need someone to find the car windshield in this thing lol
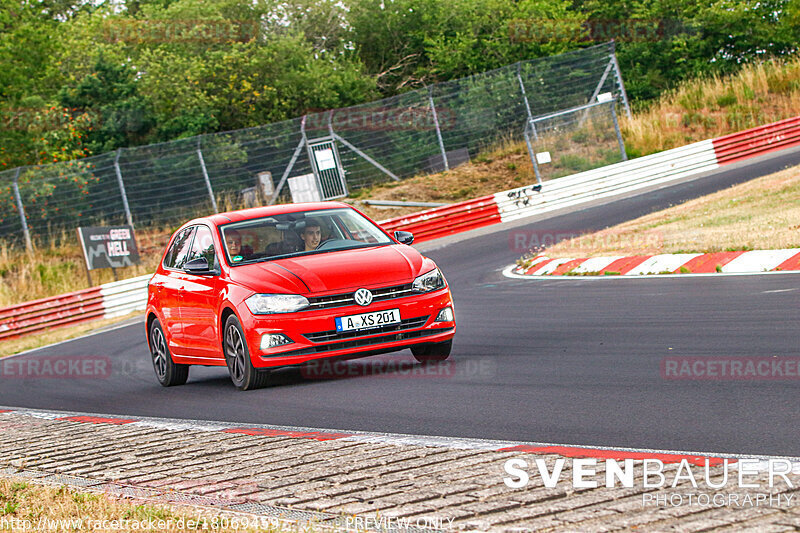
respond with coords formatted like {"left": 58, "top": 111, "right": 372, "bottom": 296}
{"left": 220, "top": 208, "right": 394, "bottom": 265}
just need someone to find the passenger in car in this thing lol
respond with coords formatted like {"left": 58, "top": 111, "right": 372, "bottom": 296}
{"left": 299, "top": 218, "right": 322, "bottom": 251}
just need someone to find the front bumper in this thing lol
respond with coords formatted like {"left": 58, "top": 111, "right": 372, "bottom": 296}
{"left": 240, "top": 288, "right": 455, "bottom": 368}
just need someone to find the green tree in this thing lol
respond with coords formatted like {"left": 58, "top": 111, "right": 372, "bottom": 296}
{"left": 577, "top": 0, "right": 800, "bottom": 101}
{"left": 58, "top": 56, "right": 156, "bottom": 153}
{"left": 347, "top": 0, "right": 585, "bottom": 94}
{"left": 0, "top": 1, "right": 67, "bottom": 167}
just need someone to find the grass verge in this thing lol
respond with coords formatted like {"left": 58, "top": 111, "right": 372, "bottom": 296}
{"left": 0, "top": 227, "right": 170, "bottom": 308}
{"left": 0, "top": 478, "right": 285, "bottom": 531}
{"left": 0, "top": 312, "right": 143, "bottom": 357}
{"left": 623, "top": 56, "right": 800, "bottom": 156}
{"left": 520, "top": 162, "right": 800, "bottom": 263}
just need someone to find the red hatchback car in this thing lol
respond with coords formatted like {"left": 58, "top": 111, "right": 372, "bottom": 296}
{"left": 146, "top": 202, "right": 456, "bottom": 390}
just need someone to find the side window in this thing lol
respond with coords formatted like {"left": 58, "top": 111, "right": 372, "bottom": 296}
{"left": 186, "top": 226, "right": 216, "bottom": 268}
{"left": 164, "top": 226, "right": 195, "bottom": 269}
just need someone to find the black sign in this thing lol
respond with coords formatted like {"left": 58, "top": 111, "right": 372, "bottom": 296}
{"left": 78, "top": 226, "right": 140, "bottom": 270}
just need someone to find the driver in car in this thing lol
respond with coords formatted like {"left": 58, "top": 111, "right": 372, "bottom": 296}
{"left": 299, "top": 218, "right": 322, "bottom": 251}
{"left": 225, "top": 230, "right": 253, "bottom": 260}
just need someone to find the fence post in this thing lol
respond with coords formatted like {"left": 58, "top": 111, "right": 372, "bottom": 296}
{"left": 327, "top": 109, "right": 335, "bottom": 140}
{"left": 329, "top": 109, "right": 400, "bottom": 182}
{"left": 610, "top": 102, "right": 628, "bottom": 161}
{"left": 524, "top": 126, "right": 543, "bottom": 187}
{"left": 609, "top": 41, "right": 632, "bottom": 119}
{"left": 516, "top": 62, "right": 534, "bottom": 123}
{"left": 12, "top": 168, "right": 32, "bottom": 251}
{"left": 588, "top": 60, "right": 614, "bottom": 106}
{"left": 197, "top": 139, "right": 218, "bottom": 212}
{"left": 427, "top": 87, "right": 449, "bottom": 171}
{"left": 114, "top": 149, "right": 135, "bottom": 227}
{"left": 269, "top": 116, "right": 307, "bottom": 205}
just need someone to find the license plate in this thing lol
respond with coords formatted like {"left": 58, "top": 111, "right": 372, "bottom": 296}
{"left": 335, "top": 309, "right": 401, "bottom": 332}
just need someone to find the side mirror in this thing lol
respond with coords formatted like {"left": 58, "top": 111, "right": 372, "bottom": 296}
{"left": 184, "top": 256, "right": 213, "bottom": 274}
{"left": 394, "top": 230, "right": 414, "bottom": 245}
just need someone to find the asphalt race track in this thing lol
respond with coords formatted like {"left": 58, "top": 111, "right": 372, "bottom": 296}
{"left": 2, "top": 149, "right": 799, "bottom": 457}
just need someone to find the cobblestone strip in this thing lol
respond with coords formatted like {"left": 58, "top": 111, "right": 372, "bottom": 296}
{"left": 1, "top": 409, "right": 798, "bottom": 532}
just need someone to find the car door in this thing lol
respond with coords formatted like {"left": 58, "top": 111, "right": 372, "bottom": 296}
{"left": 178, "top": 225, "right": 223, "bottom": 360}
{"left": 156, "top": 225, "right": 195, "bottom": 353}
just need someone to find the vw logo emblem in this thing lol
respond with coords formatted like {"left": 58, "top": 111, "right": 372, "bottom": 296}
{"left": 354, "top": 288, "right": 373, "bottom": 306}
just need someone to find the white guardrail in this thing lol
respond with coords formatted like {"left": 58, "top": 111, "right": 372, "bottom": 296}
{"left": 494, "top": 140, "right": 719, "bottom": 222}
{"left": 100, "top": 274, "right": 151, "bottom": 319}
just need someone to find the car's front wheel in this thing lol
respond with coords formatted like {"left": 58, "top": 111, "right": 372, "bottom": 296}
{"left": 411, "top": 340, "right": 452, "bottom": 362}
{"left": 224, "top": 315, "right": 270, "bottom": 390}
{"left": 149, "top": 319, "right": 189, "bottom": 387}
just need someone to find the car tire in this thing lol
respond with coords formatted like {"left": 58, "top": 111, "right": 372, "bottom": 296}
{"left": 411, "top": 340, "right": 452, "bottom": 362}
{"left": 149, "top": 319, "right": 189, "bottom": 387}
{"left": 224, "top": 315, "right": 270, "bottom": 391}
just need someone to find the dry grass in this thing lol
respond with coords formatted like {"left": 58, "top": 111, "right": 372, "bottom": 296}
{"left": 622, "top": 57, "right": 800, "bottom": 156}
{"left": 354, "top": 121, "right": 626, "bottom": 222}
{"left": 0, "top": 226, "right": 173, "bottom": 307}
{"left": 352, "top": 136, "right": 537, "bottom": 221}
{"left": 0, "top": 478, "right": 280, "bottom": 531}
{"left": 532, "top": 163, "right": 800, "bottom": 260}
{"left": 0, "top": 311, "right": 142, "bottom": 357}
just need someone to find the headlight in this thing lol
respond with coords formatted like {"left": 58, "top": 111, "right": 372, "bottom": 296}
{"left": 246, "top": 294, "right": 309, "bottom": 314}
{"left": 436, "top": 306, "right": 454, "bottom": 322}
{"left": 261, "top": 333, "right": 293, "bottom": 350}
{"left": 412, "top": 268, "right": 445, "bottom": 293}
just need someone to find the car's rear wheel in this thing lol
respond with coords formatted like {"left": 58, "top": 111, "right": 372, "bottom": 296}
{"left": 149, "top": 319, "right": 189, "bottom": 387}
{"left": 224, "top": 315, "right": 270, "bottom": 390}
{"left": 411, "top": 340, "right": 452, "bottom": 362}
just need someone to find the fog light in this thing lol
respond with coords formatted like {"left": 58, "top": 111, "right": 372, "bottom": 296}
{"left": 436, "top": 306, "right": 454, "bottom": 322}
{"left": 261, "top": 333, "right": 292, "bottom": 350}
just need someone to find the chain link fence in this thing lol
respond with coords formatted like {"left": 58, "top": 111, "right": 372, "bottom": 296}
{"left": 0, "top": 42, "right": 629, "bottom": 247}
{"left": 524, "top": 99, "right": 627, "bottom": 186}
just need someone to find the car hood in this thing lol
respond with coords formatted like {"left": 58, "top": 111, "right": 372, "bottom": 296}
{"left": 228, "top": 245, "right": 427, "bottom": 294}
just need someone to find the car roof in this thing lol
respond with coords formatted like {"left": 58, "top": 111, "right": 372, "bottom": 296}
{"left": 183, "top": 201, "right": 353, "bottom": 229}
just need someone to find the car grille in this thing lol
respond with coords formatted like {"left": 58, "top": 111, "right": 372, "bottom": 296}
{"left": 267, "top": 327, "right": 453, "bottom": 358}
{"left": 305, "top": 283, "right": 416, "bottom": 310}
{"left": 303, "top": 315, "right": 429, "bottom": 343}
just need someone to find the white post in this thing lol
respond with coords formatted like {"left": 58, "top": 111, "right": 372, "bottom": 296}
{"left": 12, "top": 168, "right": 32, "bottom": 251}
{"left": 269, "top": 116, "right": 307, "bottom": 205}
{"left": 428, "top": 87, "right": 449, "bottom": 171}
{"left": 196, "top": 142, "right": 218, "bottom": 212}
{"left": 517, "top": 62, "right": 534, "bottom": 122}
{"left": 114, "top": 149, "right": 135, "bottom": 227}
{"left": 610, "top": 42, "right": 632, "bottom": 119}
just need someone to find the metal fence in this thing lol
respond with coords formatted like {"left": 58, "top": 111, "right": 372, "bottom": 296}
{"left": 524, "top": 98, "right": 627, "bottom": 186}
{"left": 0, "top": 42, "right": 629, "bottom": 248}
